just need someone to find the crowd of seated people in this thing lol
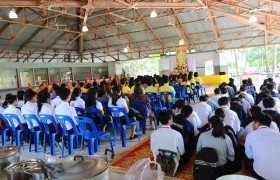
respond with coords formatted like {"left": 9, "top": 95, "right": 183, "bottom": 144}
{"left": 1, "top": 73, "right": 280, "bottom": 179}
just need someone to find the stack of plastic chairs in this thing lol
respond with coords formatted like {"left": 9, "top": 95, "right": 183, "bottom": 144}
{"left": 109, "top": 107, "right": 140, "bottom": 147}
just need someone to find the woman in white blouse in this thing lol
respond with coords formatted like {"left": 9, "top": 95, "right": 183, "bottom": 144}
{"left": 70, "top": 87, "right": 85, "bottom": 110}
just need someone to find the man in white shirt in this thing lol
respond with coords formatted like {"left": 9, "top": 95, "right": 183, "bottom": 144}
{"left": 51, "top": 95, "right": 62, "bottom": 109}
{"left": 3, "top": 95, "right": 27, "bottom": 129}
{"left": 151, "top": 111, "right": 184, "bottom": 174}
{"left": 55, "top": 88, "right": 78, "bottom": 132}
{"left": 21, "top": 89, "right": 39, "bottom": 129}
{"left": 211, "top": 88, "right": 221, "bottom": 104}
{"left": 245, "top": 113, "right": 280, "bottom": 180}
{"left": 218, "top": 97, "right": 245, "bottom": 140}
{"left": 236, "top": 86, "right": 254, "bottom": 105}
{"left": 193, "top": 95, "right": 212, "bottom": 131}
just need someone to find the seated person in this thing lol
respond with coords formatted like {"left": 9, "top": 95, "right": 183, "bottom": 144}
{"left": 21, "top": 89, "right": 39, "bottom": 129}
{"left": 211, "top": 88, "right": 221, "bottom": 104}
{"left": 258, "top": 90, "right": 280, "bottom": 112}
{"left": 108, "top": 86, "right": 138, "bottom": 140}
{"left": 145, "top": 77, "right": 159, "bottom": 95}
{"left": 151, "top": 111, "right": 185, "bottom": 173}
{"left": 16, "top": 90, "right": 25, "bottom": 109}
{"left": 4, "top": 95, "right": 27, "bottom": 129}
{"left": 194, "top": 72, "right": 203, "bottom": 86}
{"left": 193, "top": 95, "right": 212, "bottom": 131}
{"left": 197, "top": 115, "right": 235, "bottom": 177}
{"left": 267, "top": 83, "right": 279, "bottom": 97}
{"left": 55, "top": 88, "right": 79, "bottom": 134}
{"left": 172, "top": 100, "right": 184, "bottom": 116}
{"left": 218, "top": 97, "right": 245, "bottom": 140}
{"left": 245, "top": 113, "right": 280, "bottom": 180}
{"left": 230, "top": 97, "right": 248, "bottom": 127}
{"left": 70, "top": 87, "right": 85, "bottom": 109}
{"left": 228, "top": 78, "right": 237, "bottom": 94}
{"left": 220, "top": 86, "right": 229, "bottom": 98}
{"left": 121, "top": 78, "right": 131, "bottom": 95}
{"left": 236, "top": 86, "right": 254, "bottom": 105}
{"left": 205, "top": 94, "right": 218, "bottom": 111}
{"left": 51, "top": 87, "right": 62, "bottom": 108}
{"left": 159, "top": 75, "right": 176, "bottom": 102}
{"left": 263, "top": 97, "right": 280, "bottom": 129}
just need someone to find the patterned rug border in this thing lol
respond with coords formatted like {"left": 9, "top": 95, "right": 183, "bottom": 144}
{"left": 110, "top": 136, "right": 151, "bottom": 170}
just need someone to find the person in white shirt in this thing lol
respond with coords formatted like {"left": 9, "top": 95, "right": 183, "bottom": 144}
{"left": 236, "top": 86, "right": 254, "bottom": 105}
{"left": 192, "top": 95, "right": 212, "bottom": 130}
{"left": 211, "top": 88, "right": 221, "bottom": 104}
{"left": 51, "top": 88, "right": 62, "bottom": 108}
{"left": 218, "top": 97, "right": 245, "bottom": 140}
{"left": 172, "top": 100, "right": 184, "bottom": 116}
{"left": 108, "top": 86, "right": 137, "bottom": 139}
{"left": 151, "top": 111, "right": 184, "bottom": 174}
{"left": 16, "top": 90, "right": 25, "bottom": 109}
{"left": 55, "top": 88, "right": 79, "bottom": 132}
{"left": 70, "top": 87, "right": 85, "bottom": 109}
{"left": 21, "top": 89, "right": 39, "bottom": 129}
{"left": 183, "top": 105, "right": 200, "bottom": 136}
{"left": 3, "top": 95, "right": 27, "bottom": 129}
{"left": 245, "top": 113, "right": 280, "bottom": 180}
{"left": 0, "top": 105, "right": 4, "bottom": 114}
{"left": 236, "top": 94, "right": 251, "bottom": 116}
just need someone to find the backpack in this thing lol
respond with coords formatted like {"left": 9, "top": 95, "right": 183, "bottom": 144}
{"left": 193, "top": 147, "right": 218, "bottom": 180}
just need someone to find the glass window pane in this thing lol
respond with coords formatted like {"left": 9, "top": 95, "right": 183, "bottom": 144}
{"left": 19, "top": 69, "right": 34, "bottom": 87}
{"left": 34, "top": 68, "right": 48, "bottom": 86}
{"left": 92, "top": 67, "right": 108, "bottom": 79}
{"left": 0, "top": 69, "right": 18, "bottom": 89}
{"left": 60, "top": 67, "right": 72, "bottom": 82}
{"left": 49, "top": 68, "right": 60, "bottom": 84}
{"left": 73, "top": 67, "right": 91, "bottom": 81}
{"left": 205, "top": 60, "right": 214, "bottom": 75}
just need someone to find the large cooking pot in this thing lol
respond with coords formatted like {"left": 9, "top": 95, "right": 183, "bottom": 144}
{"left": 48, "top": 155, "right": 110, "bottom": 180}
{"left": 4, "top": 159, "right": 47, "bottom": 180}
{"left": 0, "top": 146, "right": 21, "bottom": 172}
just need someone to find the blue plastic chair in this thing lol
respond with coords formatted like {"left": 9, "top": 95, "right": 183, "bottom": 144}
{"left": 160, "top": 92, "right": 175, "bottom": 111}
{"left": 38, "top": 114, "right": 61, "bottom": 156}
{"left": 146, "top": 93, "right": 166, "bottom": 125}
{"left": 195, "top": 82, "right": 205, "bottom": 97}
{"left": 77, "top": 117, "right": 114, "bottom": 155}
{"left": 180, "top": 86, "right": 190, "bottom": 105}
{"left": 191, "top": 83, "right": 199, "bottom": 99}
{"left": 23, "top": 114, "right": 44, "bottom": 153}
{"left": 0, "top": 114, "right": 11, "bottom": 146}
{"left": 109, "top": 107, "right": 140, "bottom": 147}
{"left": 5, "top": 114, "right": 27, "bottom": 147}
{"left": 81, "top": 94, "right": 88, "bottom": 101}
{"left": 185, "top": 85, "right": 196, "bottom": 104}
{"left": 174, "top": 86, "right": 183, "bottom": 100}
{"left": 86, "top": 107, "right": 116, "bottom": 146}
{"left": 75, "top": 107, "right": 85, "bottom": 116}
{"left": 55, "top": 115, "right": 82, "bottom": 157}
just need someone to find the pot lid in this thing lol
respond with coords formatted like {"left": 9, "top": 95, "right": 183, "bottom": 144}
{"left": 0, "top": 146, "right": 20, "bottom": 159}
{"left": 50, "top": 155, "right": 109, "bottom": 180}
{"left": 5, "top": 159, "right": 45, "bottom": 173}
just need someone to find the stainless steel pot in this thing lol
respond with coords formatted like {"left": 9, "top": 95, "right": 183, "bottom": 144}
{"left": 49, "top": 155, "right": 110, "bottom": 180}
{"left": 4, "top": 159, "right": 46, "bottom": 180}
{"left": 0, "top": 146, "right": 21, "bottom": 172}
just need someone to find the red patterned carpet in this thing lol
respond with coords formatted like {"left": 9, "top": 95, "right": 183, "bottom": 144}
{"left": 110, "top": 136, "right": 252, "bottom": 180}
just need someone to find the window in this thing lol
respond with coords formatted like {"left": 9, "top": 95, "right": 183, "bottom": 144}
{"left": 60, "top": 67, "right": 72, "bottom": 82}
{"left": 0, "top": 69, "right": 18, "bottom": 89}
{"left": 92, "top": 67, "right": 108, "bottom": 78}
{"left": 34, "top": 68, "right": 48, "bottom": 86}
{"left": 73, "top": 67, "right": 91, "bottom": 81}
{"left": 205, "top": 60, "right": 214, "bottom": 75}
{"left": 121, "top": 58, "right": 159, "bottom": 77}
{"left": 19, "top": 69, "right": 34, "bottom": 87}
{"left": 49, "top": 68, "right": 60, "bottom": 84}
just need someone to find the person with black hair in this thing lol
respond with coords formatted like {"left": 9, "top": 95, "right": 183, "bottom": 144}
{"left": 3, "top": 95, "right": 27, "bottom": 129}
{"left": 197, "top": 115, "right": 235, "bottom": 177}
{"left": 97, "top": 84, "right": 109, "bottom": 104}
{"left": 230, "top": 97, "right": 248, "bottom": 127}
{"left": 221, "top": 82, "right": 235, "bottom": 99}
{"left": 51, "top": 84, "right": 60, "bottom": 100}
{"left": 159, "top": 75, "right": 176, "bottom": 97}
{"left": 260, "top": 79, "right": 269, "bottom": 91}
{"left": 257, "top": 90, "right": 280, "bottom": 112}
{"left": 194, "top": 72, "right": 203, "bottom": 86}
{"left": 211, "top": 88, "right": 221, "bottom": 104}
{"left": 185, "top": 105, "right": 201, "bottom": 137}
{"left": 244, "top": 113, "right": 280, "bottom": 180}
{"left": 51, "top": 87, "right": 62, "bottom": 108}
{"left": 205, "top": 94, "right": 219, "bottom": 111}
{"left": 130, "top": 78, "right": 141, "bottom": 94}
{"left": 173, "top": 100, "right": 185, "bottom": 116}
{"left": 151, "top": 111, "right": 185, "bottom": 171}
{"left": 263, "top": 97, "right": 280, "bottom": 129}
{"left": 108, "top": 86, "right": 138, "bottom": 139}
{"left": 267, "top": 83, "right": 279, "bottom": 97}
{"left": 16, "top": 90, "right": 25, "bottom": 108}
{"left": 187, "top": 71, "right": 196, "bottom": 88}
{"left": 55, "top": 88, "right": 79, "bottom": 133}
{"left": 193, "top": 95, "right": 212, "bottom": 131}
{"left": 21, "top": 89, "right": 39, "bottom": 128}
{"left": 236, "top": 85, "right": 254, "bottom": 105}
{"left": 220, "top": 86, "right": 229, "bottom": 98}
{"left": 120, "top": 78, "right": 131, "bottom": 95}
{"left": 228, "top": 78, "right": 237, "bottom": 93}
{"left": 128, "top": 77, "right": 135, "bottom": 88}
{"left": 145, "top": 77, "right": 159, "bottom": 95}
{"left": 70, "top": 87, "right": 85, "bottom": 109}
{"left": 218, "top": 97, "right": 244, "bottom": 140}
{"left": 267, "top": 77, "right": 276, "bottom": 87}
{"left": 2, "top": 93, "right": 13, "bottom": 108}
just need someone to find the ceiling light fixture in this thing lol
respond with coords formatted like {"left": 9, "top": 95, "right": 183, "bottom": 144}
{"left": 179, "top": 39, "right": 185, "bottom": 46}
{"left": 9, "top": 8, "right": 18, "bottom": 19}
{"left": 150, "top": 9, "right": 157, "bottom": 18}
{"left": 82, "top": 25, "right": 88, "bottom": 32}
{"left": 123, "top": 47, "right": 129, "bottom": 53}
{"left": 249, "top": 15, "right": 258, "bottom": 23}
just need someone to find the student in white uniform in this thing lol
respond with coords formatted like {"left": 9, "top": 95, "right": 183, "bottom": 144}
{"left": 55, "top": 88, "right": 79, "bottom": 133}
{"left": 3, "top": 95, "right": 27, "bottom": 129}
{"left": 245, "top": 113, "right": 280, "bottom": 180}
{"left": 51, "top": 87, "right": 62, "bottom": 109}
{"left": 211, "top": 88, "right": 221, "bottom": 104}
{"left": 236, "top": 86, "right": 254, "bottom": 105}
{"left": 0, "top": 105, "right": 4, "bottom": 114}
{"left": 182, "top": 105, "right": 200, "bottom": 136}
{"left": 70, "top": 87, "right": 85, "bottom": 109}
{"left": 16, "top": 90, "right": 25, "bottom": 109}
{"left": 192, "top": 95, "right": 212, "bottom": 131}
{"left": 21, "top": 89, "right": 39, "bottom": 129}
